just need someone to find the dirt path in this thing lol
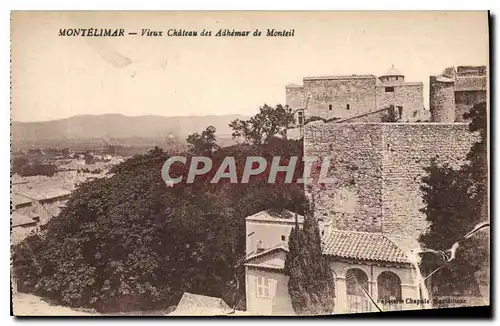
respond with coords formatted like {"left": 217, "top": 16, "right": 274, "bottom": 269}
{"left": 12, "top": 293, "right": 99, "bottom": 316}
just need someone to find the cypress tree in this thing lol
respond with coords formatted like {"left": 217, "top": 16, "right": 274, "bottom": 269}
{"left": 284, "top": 205, "right": 335, "bottom": 315}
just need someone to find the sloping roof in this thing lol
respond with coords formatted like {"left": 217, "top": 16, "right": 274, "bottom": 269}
{"left": 170, "top": 292, "right": 232, "bottom": 316}
{"left": 455, "top": 76, "right": 487, "bottom": 92}
{"left": 322, "top": 230, "right": 410, "bottom": 264}
{"left": 245, "top": 244, "right": 288, "bottom": 262}
{"left": 435, "top": 75, "right": 455, "bottom": 83}
{"left": 245, "top": 244, "right": 288, "bottom": 270}
{"left": 12, "top": 211, "right": 36, "bottom": 227}
{"left": 11, "top": 194, "right": 32, "bottom": 207}
{"left": 14, "top": 188, "right": 71, "bottom": 202}
{"left": 11, "top": 174, "right": 28, "bottom": 185}
{"left": 246, "top": 209, "right": 304, "bottom": 224}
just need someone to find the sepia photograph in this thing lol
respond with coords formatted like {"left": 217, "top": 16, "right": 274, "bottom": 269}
{"left": 9, "top": 10, "right": 490, "bottom": 317}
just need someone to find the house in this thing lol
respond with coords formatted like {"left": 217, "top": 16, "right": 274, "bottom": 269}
{"left": 244, "top": 210, "right": 422, "bottom": 315}
{"left": 11, "top": 194, "right": 39, "bottom": 246}
{"left": 13, "top": 187, "right": 70, "bottom": 227}
{"left": 11, "top": 186, "right": 71, "bottom": 245}
{"left": 11, "top": 212, "right": 37, "bottom": 246}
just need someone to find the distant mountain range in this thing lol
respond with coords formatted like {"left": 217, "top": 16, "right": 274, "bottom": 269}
{"left": 12, "top": 114, "right": 249, "bottom": 145}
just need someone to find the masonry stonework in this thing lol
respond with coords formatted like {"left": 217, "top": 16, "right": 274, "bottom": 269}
{"left": 285, "top": 85, "right": 304, "bottom": 111}
{"left": 429, "top": 66, "right": 487, "bottom": 123}
{"left": 302, "top": 77, "right": 377, "bottom": 120}
{"left": 380, "top": 124, "right": 477, "bottom": 237}
{"left": 305, "top": 124, "right": 384, "bottom": 233}
{"left": 376, "top": 83, "right": 424, "bottom": 121}
{"left": 304, "top": 123, "right": 477, "bottom": 240}
{"left": 429, "top": 76, "right": 456, "bottom": 122}
{"left": 286, "top": 68, "right": 425, "bottom": 125}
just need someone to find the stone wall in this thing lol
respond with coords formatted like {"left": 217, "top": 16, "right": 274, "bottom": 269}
{"left": 304, "top": 123, "right": 477, "bottom": 239}
{"left": 285, "top": 85, "right": 305, "bottom": 111}
{"left": 376, "top": 83, "right": 424, "bottom": 122}
{"left": 302, "top": 77, "right": 377, "bottom": 121}
{"left": 304, "top": 124, "right": 384, "bottom": 232}
{"left": 380, "top": 124, "right": 476, "bottom": 237}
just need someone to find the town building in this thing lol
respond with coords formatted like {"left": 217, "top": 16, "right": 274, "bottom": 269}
{"left": 11, "top": 194, "right": 38, "bottom": 246}
{"left": 11, "top": 185, "right": 71, "bottom": 245}
{"left": 244, "top": 210, "right": 422, "bottom": 315}
{"left": 245, "top": 64, "right": 487, "bottom": 315}
{"left": 430, "top": 66, "right": 487, "bottom": 123}
{"left": 285, "top": 66, "right": 425, "bottom": 128}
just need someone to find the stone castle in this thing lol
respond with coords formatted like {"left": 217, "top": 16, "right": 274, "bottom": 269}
{"left": 291, "top": 65, "right": 488, "bottom": 242}
{"left": 242, "top": 65, "right": 487, "bottom": 315}
{"left": 286, "top": 65, "right": 487, "bottom": 128}
{"left": 430, "top": 65, "right": 487, "bottom": 123}
{"left": 286, "top": 66, "right": 425, "bottom": 125}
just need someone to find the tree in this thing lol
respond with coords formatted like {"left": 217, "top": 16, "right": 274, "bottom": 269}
{"left": 12, "top": 156, "right": 58, "bottom": 177}
{"left": 419, "top": 102, "right": 488, "bottom": 296}
{"left": 84, "top": 152, "right": 95, "bottom": 165}
{"left": 381, "top": 105, "right": 399, "bottom": 122}
{"left": 186, "top": 126, "right": 219, "bottom": 154}
{"left": 13, "top": 139, "right": 306, "bottom": 313}
{"left": 229, "top": 104, "right": 295, "bottom": 146}
{"left": 284, "top": 202, "right": 335, "bottom": 315}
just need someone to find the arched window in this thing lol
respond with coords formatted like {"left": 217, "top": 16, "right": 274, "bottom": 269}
{"left": 377, "top": 271, "right": 402, "bottom": 311}
{"left": 346, "top": 269, "right": 368, "bottom": 296}
{"left": 377, "top": 271, "right": 402, "bottom": 300}
{"left": 345, "top": 268, "right": 371, "bottom": 312}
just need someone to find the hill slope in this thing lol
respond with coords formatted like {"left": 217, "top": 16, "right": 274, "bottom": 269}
{"left": 12, "top": 114, "right": 248, "bottom": 142}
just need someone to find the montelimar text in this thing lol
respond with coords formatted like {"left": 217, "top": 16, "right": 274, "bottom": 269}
{"left": 58, "top": 29, "right": 126, "bottom": 37}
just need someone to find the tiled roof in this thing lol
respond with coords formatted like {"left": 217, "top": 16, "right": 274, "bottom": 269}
{"left": 455, "top": 76, "right": 487, "bottom": 92}
{"left": 322, "top": 230, "right": 410, "bottom": 263}
{"left": 13, "top": 188, "right": 71, "bottom": 201}
{"left": 11, "top": 174, "right": 28, "bottom": 185}
{"left": 12, "top": 211, "right": 36, "bottom": 227}
{"left": 245, "top": 244, "right": 288, "bottom": 262}
{"left": 11, "top": 194, "right": 32, "bottom": 207}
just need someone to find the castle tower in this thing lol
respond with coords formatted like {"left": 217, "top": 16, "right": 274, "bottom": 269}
{"left": 379, "top": 65, "right": 405, "bottom": 85}
{"left": 429, "top": 76, "right": 456, "bottom": 122}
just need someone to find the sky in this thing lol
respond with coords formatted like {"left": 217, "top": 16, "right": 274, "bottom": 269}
{"left": 11, "top": 11, "right": 489, "bottom": 122}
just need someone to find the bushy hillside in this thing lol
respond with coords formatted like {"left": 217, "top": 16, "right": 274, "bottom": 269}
{"left": 13, "top": 139, "right": 304, "bottom": 312}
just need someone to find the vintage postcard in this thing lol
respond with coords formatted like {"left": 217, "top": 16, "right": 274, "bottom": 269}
{"left": 10, "top": 11, "right": 490, "bottom": 316}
